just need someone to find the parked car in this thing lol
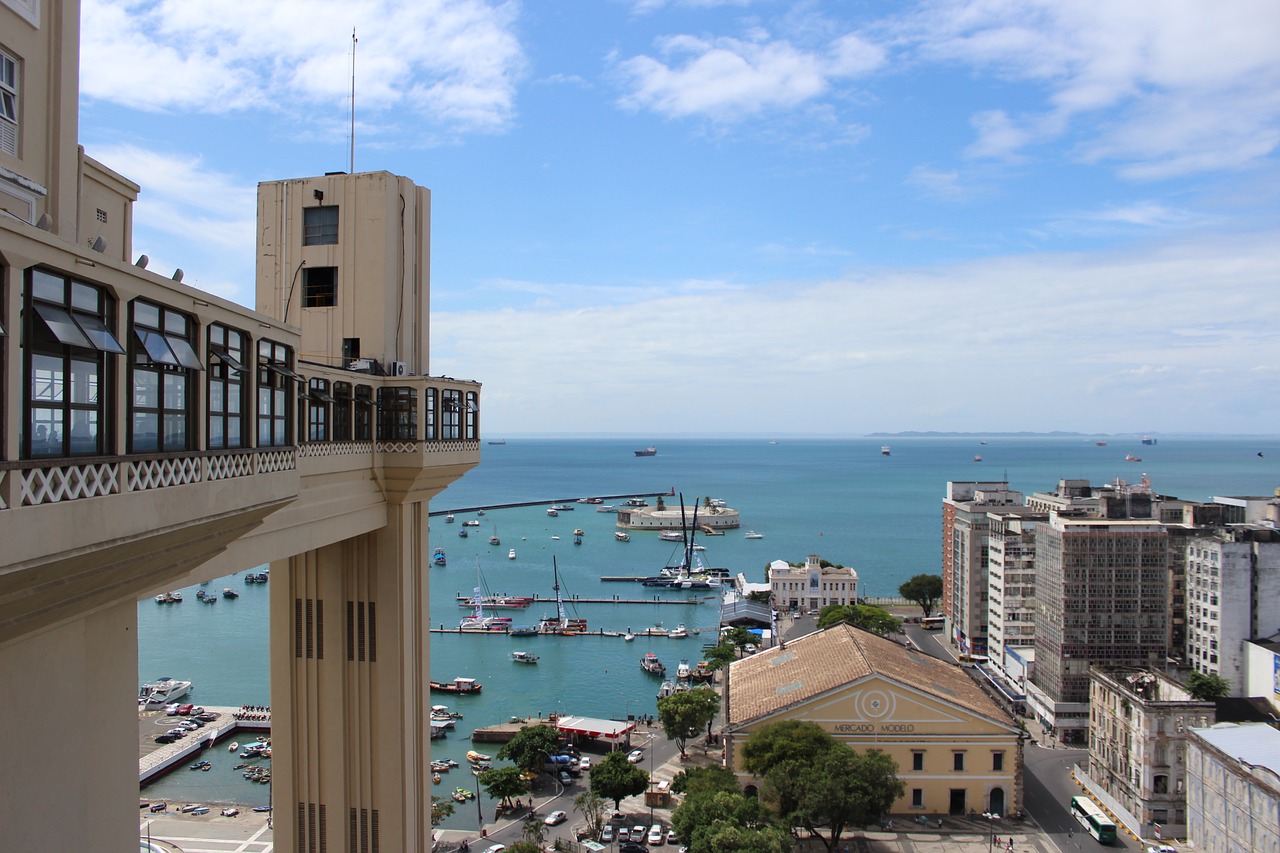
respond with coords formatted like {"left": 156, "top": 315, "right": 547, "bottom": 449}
{"left": 630, "top": 825, "right": 649, "bottom": 842}
{"left": 483, "top": 845, "right": 506, "bottom": 853}
{"left": 558, "top": 770, "right": 574, "bottom": 786}
{"left": 618, "top": 843, "right": 647, "bottom": 853}
{"left": 578, "top": 756, "right": 591, "bottom": 771}
{"left": 154, "top": 734, "right": 176, "bottom": 744}
{"left": 600, "top": 825, "right": 614, "bottom": 843}
{"left": 544, "top": 810, "right": 567, "bottom": 826}
{"left": 177, "top": 703, "right": 194, "bottom": 715}
{"left": 667, "top": 829, "right": 678, "bottom": 844}
{"left": 626, "top": 749, "right": 644, "bottom": 763}
{"left": 648, "top": 825, "right": 666, "bottom": 846}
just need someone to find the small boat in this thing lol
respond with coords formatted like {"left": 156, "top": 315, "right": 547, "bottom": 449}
{"left": 433, "top": 773, "right": 442, "bottom": 784}
{"left": 221, "top": 808, "right": 239, "bottom": 817}
{"left": 881, "top": 445, "right": 891, "bottom": 456}
{"left": 169, "top": 591, "right": 182, "bottom": 602}
{"left": 973, "top": 455, "right": 983, "bottom": 462}
{"left": 155, "top": 593, "right": 172, "bottom": 604}
{"left": 669, "top": 624, "right": 689, "bottom": 639}
{"left": 546, "top": 508, "right": 558, "bottom": 517}
{"left": 744, "top": 530, "right": 765, "bottom": 539}
{"left": 597, "top": 505, "right": 616, "bottom": 513}
{"left": 614, "top": 532, "right": 630, "bottom": 542}
{"left": 458, "top": 527, "right": 469, "bottom": 538}
{"left": 464, "top": 519, "right": 481, "bottom": 527}
{"left": 191, "top": 806, "right": 210, "bottom": 815}
{"left": 572, "top": 529, "right": 584, "bottom": 536}
{"left": 252, "top": 806, "right": 273, "bottom": 813}
{"left": 508, "top": 549, "right": 517, "bottom": 560}
{"left": 624, "top": 629, "right": 635, "bottom": 642}
{"left": 445, "top": 515, "right": 455, "bottom": 523}
{"left": 509, "top": 625, "right": 538, "bottom": 636}
{"left": 466, "top": 751, "right": 491, "bottom": 764}
{"left": 657, "top": 680, "right": 674, "bottom": 699}
{"left": 431, "top": 677, "right": 482, "bottom": 694}
{"left": 641, "top": 652, "right": 666, "bottom": 676}
{"left": 1096, "top": 440, "right": 1108, "bottom": 446}
{"left": 574, "top": 536, "right": 582, "bottom": 545}
{"left": 228, "top": 741, "right": 239, "bottom": 752}
{"left": 659, "top": 530, "right": 684, "bottom": 542}
{"left": 511, "top": 650, "right": 540, "bottom": 664}
{"left": 201, "top": 595, "right": 217, "bottom": 604}
{"left": 433, "top": 548, "right": 447, "bottom": 566}
{"left": 477, "top": 510, "right": 486, "bottom": 516}
{"left": 222, "top": 587, "right": 239, "bottom": 599}
{"left": 551, "top": 535, "right": 560, "bottom": 541}
{"left": 1125, "top": 454, "right": 1143, "bottom": 462}
{"left": 676, "top": 659, "right": 692, "bottom": 680}
{"left": 635, "top": 446, "right": 657, "bottom": 457}
{"left": 489, "top": 534, "right": 501, "bottom": 546}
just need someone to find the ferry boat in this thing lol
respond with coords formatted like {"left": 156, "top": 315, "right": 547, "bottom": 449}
{"left": 640, "top": 653, "right": 666, "bottom": 676}
{"left": 634, "top": 446, "right": 657, "bottom": 457}
{"left": 510, "top": 651, "right": 539, "bottom": 665}
{"left": 138, "top": 677, "right": 192, "bottom": 709}
{"left": 430, "top": 677, "right": 482, "bottom": 694}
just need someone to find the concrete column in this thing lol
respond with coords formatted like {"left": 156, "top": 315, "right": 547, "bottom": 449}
{"left": 272, "top": 500, "right": 432, "bottom": 852}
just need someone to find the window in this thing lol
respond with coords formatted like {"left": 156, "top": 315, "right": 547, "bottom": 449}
{"left": 23, "top": 268, "right": 124, "bottom": 457}
{"left": 911, "top": 788, "right": 924, "bottom": 808}
{"left": 303, "top": 266, "right": 337, "bottom": 307}
{"left": 377, "top": 387, "right": 417, "bottom": 441}
{"left": 464, "top": 389, "right": 478, "bottom": 440}
{"left": 993, "top": 752, "right": 1005, "bottom": 772}
{"left": 912, "top": 752, "right": 924, "bottom": 771}
{"left": 953, "top": 752, "right": 965, "bottom": 772}
{"left": 303, "top": 205, "right": 339, "bottom": 245}
{"left": 0, "top": 48, "right": 17, "bottom": 155}
{"left": 440, "top": 388, "right": 461, "bottom": 440}
{"left": 129, "top": 300, "right": 202, "bottom": 453}
{"left": 353, "top": 385, "right": 372, "bottom": 440}
{"left": 207, "top": 324, "right": 248, "bottom": 449}
{"left": 307, "top": 378, "right": 332, "bottom": 441}
{"left": 257, "top": 339, "right": 296, "bottom": 446}
{"left": 332, "top": 381, "right": 352, "bottom": 441}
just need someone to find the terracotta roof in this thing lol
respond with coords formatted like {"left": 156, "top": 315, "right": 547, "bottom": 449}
{"left": 725, "top": 623, "right": 1011, "bottom": 727}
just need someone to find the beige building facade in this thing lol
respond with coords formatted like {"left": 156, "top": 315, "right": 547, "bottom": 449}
{"left": 769, "top": 554, "right": 859, "bottom": 612}
{"left": 724, "top": 623, "right": 1024, "bottom": 818}
{"left": 0, "top": 4, "right": 477, "bottom": 851}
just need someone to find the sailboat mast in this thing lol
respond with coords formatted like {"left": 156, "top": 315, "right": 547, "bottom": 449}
{"left": 553, "top": 557, "right": 567, "bottom": 625}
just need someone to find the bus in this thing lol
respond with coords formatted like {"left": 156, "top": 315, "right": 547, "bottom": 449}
{"left": 920, "top": 616, "right": 944, "bottom": 630}
{"left": 1070, "top": 796, "right": 1117, "bottom": 843}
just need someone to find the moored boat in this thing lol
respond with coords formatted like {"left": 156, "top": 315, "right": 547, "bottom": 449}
{"left": 139, "top": 677, "right": 193, "bottom": 708}
{"left": 640, "top": 652, "right": 666, "bottom": 676}
{"left": 614, "top": 532, "right": 630, "bottom": 542}
{"left": 744, "top": 530, "right": 765, "bottom": 539}
{"left": 511, "top": 650, "right": 539, "bottom": 664}
{"left": 433, "top": 548, "right": 447, "bottom": 566}
{"left": 508, "top": 549, "right": 517, "bottom": 560}
{"left": 430, "top": 677, "right": 482, "bottom": 694}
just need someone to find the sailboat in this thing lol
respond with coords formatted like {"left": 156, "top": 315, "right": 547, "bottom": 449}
{"left": 656, "top": 496, "right": 721, "bottom": 590}
{"left": 537, "top": 558, "right": 587, "bottom": 635}
{"left": 459, "top": 561, "right": 514, "bottom": 632}
{"left": 489, "top": 526, "right": 500, "bottom": 546}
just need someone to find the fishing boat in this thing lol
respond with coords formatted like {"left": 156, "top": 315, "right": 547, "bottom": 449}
{"left": 676, "top": 659, "right": 692, "bottom": 680}
{"left": 511, "top": 650, "right": 540, "bottom": 664}
{"left": 431, "top": 677, "right": 482, "bottom": 694}
{"left": 641, "top": 652, "right": 666, "bottom": 676}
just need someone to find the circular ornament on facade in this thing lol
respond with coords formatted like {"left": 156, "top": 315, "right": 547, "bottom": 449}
{"left": 856, "top": 689, "right": 894, "bottom": 720}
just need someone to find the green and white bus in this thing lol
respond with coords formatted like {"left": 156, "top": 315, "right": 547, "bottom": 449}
{"left": 1070, "top": 795, "right": 1117, "bottom": 843}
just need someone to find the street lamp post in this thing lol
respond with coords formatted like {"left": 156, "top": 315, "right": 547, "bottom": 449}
{"left": 472, "top": 768, "right": 484, "bottom": 833}
{"left": 983, "top": 811, "right": 1000, "bottom": 853}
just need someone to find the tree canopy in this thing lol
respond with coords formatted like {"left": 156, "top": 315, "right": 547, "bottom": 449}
{"left": 670, "top": 765, "right": 740, "bottom": 798}
{"left": 476, "top": 765, "right": 530, "bottom": 809}
{"left": 1187, "top": 670, "right": 1230, "bottom": 700}
{"left": 574, "top": 789, "right": 608, "bottom": 839}
{"left": 496, "top": 724, "right": 564, "bottom": 773}
{"left": 740, "top": 720, "right": 837, "bottom": 776}
{"left": 431, "top": 795, "right": 455, "bottom": 826}
{"left": 816, "top": 603, "right": 901, "bottom": 635}
{"left": 899, "top": 574, "right": 944, "bottom": 616}
{"left": 588, "top": 749, "right": 649, "bottom": 809}
{"left": 657, "top": 687, "right": 720, "bottom": 757}
{"left": 670, "top": 788, "right": 780, "bottom": 851}
{"left": 703, "top": 639, "right": 739, "bottom": 671}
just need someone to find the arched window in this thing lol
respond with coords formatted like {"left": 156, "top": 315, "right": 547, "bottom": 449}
{"left": 24, "top": 268, "right": 125, "bottom": 457}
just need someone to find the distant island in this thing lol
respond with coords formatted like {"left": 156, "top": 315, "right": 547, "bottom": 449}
{"left": 866, "top": 431, "right": 1091, "bottom": 437}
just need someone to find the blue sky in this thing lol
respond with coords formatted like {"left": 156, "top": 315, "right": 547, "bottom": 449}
{"left": 77, "top": 0, "right": 1280, "bottom": 435}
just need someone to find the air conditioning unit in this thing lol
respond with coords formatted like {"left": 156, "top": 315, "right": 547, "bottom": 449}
{"left": 391, "top": 361, "right": 410, "bottom": 376}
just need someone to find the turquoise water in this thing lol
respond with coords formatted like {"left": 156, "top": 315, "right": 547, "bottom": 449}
{"left": 138, "top": 435, "right": 1280, "bottom": 815}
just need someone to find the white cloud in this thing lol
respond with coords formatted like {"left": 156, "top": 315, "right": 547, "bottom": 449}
{"left": 434, "top": 230, "right": 1280, "bottom": 434}
{"left": 903, "top": 0, "right": 1280, "bottom": 177}
{"left": 613, "top": 27, "right": 885, "bottom": 121}
{"left": 906, "top": 165, "right": 965, "bottom": 201}
{"left": 80, "top": 0, "right": 525, "bottom": 136}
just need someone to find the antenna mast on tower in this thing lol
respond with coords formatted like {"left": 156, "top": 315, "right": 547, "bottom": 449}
{"left": 349, "top": 28, "right": 357, "bottom": 174}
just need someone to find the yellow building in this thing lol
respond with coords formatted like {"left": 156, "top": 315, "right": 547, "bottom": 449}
{"left": 725, "top": 623, "right": 1024, "bottom": 817}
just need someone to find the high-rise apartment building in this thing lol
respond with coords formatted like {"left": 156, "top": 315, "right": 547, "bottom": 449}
{"left": 942, "top": 481, "right": 1023, "bottom": 655}
{"left": 1028, "top": 515, "right": 1170, "bottom": 743}
{"left": 986, "top": 511, "right": 1046, "bottom": 672}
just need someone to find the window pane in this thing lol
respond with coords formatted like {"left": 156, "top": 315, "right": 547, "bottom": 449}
{"left": 32, "top": 354, "right": 64, "bottom": 401}
{"left": 227, "top": 386, "right": 241, "bottom": 414}
{"left": 70, "top": 410, "right": 98, "bottom": 454}
{"left": 210, "top": 381, "right": 225, "bottom": 413}
{"left": 72, "top": 311, "right": 126, "bottom": 354}
{"left": 133, "top": 412, "right": 159, "bottom": 451}
{"left": 32, "top": 270, "right": 64, "bottom": 302}
{"left": 35, "top": 303, "right": 92, "bottom": 348}
{"left": 164, "top": 311, "right": 187, "bottom": 336}
{"left": 227, "top": 419, "right": 241, "bottom": 447}
{"left": 30, "top": 407, "right": 62, "bottom": 456}
{"left": 134, "top": 369, "right": 159, "bottom": 406}
{"left": 259, "top": 419, "right": 272, "bottom": 445}
{"left": 133, "top": 301, "right": 160, "bottom": 328}
{"left": 136, "top": 328, "right": 178, "bottom": 365}
{"left": 209, "top": 418, "right": 224, "bottom": 448}
{"left": 165, "top": 372, "right": 186, "bottom": 408}
{"left": 70, "top": 358, "right": 100, "bottom": 405}
{"left": 165, "top": 335, "right": 203, "bottom": 370}
{"left": 164, "top": 414, "right": 186, "bottom": 448}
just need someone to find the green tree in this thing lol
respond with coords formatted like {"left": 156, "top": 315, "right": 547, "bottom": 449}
{"left": 817, "top": 604, "right": 900, "bottom": 636}
{"left": 670, "top": 765, "right": 740, "bottom": 797}
{"left": 899, "top": 574, "right": 944, "bottom": 617}
{"left": 763, "top": 747, "right": 904, "bottom": 853}
{"left": 658, "top": 687, "right": 719, "bottom": 756}
{"left": 1187, "top": 670, "right": 1230, "bottom": 700}
{"left": 694, "top": 820, "right": 793, "bottom": 853}
{"left": 506, "top": 843, "right": 542, "bottom": 853}
{"left": 477, "top": 765, "right": 531, "bottom": 810}
{"left": 740, "top": 720, "right": 837, "bottom": 777}
{"left": 497, "top": 724, "right": 564, "bottom": 774}
{"left": 746, "top": 589, "right": 772, "bottom": 604}
{"left": 574, "top": 789, "right": 608, "bottom": 839}
{"left": 671, "top": 788, "right": 776, "bottom": 849}
{"left": 520, "top": 814, "right": 547, "bottom": 847}
{"left": 589, "top": 749, "right": 649, "bottom": 809}
{"left": 723, "top": 626, "right": 758, "bottom": 651}
{"left": 431, "top": 795, "right": 455, "bottom": 826}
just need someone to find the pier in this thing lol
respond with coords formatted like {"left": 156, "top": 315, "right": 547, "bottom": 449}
{"left": 138, "top": 705, "right": 271, "bottom": 784}
{"left": 430, "top": 491, "right": 671, "bottom": 517}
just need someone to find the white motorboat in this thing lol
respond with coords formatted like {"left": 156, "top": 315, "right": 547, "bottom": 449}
{"left": 138, "top": 677, "right": 192, "bottom": 709}
{"left": 669, "top": 624, "right": 689, "bottom": 639}
{"left": 511, "top": 651, "right": 540, "bottom": 664}
{"left": 614, "top": 532, "right": 630, "bottom": 542}
{"left": 744, "top": 530, "right": 765, "bottom": 539}
{"left": 659, "top": 530, "right": 684, "bottom": 542}
{"left": 508, "top": 549, "right": 517, "bottom": 560}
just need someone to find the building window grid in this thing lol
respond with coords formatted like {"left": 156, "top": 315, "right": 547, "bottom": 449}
{"left": 307, "top": 378, "right": 332, "bottom": 442}
{"left": 0, "top": 48, "right": 16, "bottom": 155}
{"left": 256, "top": 339, "right": 295, "bottom": 446}
{"left": 207, "top": 324, "right": 247, "bottom": 449}
{"left": 303, "top": 205, "right": 339, "bottom": 246}
{"left": 332, "top": 381, "right": 352, "bottom": 441}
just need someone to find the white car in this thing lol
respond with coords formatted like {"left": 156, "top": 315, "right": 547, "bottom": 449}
{"left": 483, "top": 845, "right": 505, "bottom": 853}
{"left": 667, "top": 829, "right": 678, "bottom": 844}
{"left": 600, "top": 825, "right": 614, "bottom": 842}
{"left": 626, "top": 749, "right": 644, "bottom": 763}
{"left": 631, "top": 825, "right": 649, "bottom": 842}
{"left": 544, "top": 810, "right": 567, "bottom": 826}
{"left": 1146, "top": 847, "right": 1177, "bottom": 853}
{"left": 578, "top": 756, "right": 591, "bottom": 771}
{"left": 648, "top": 825, "right": 666, "bottom": 846}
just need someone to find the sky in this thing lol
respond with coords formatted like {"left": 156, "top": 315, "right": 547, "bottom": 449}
{"left": 76, "top": 0, "right": 1280, "bottom": 436}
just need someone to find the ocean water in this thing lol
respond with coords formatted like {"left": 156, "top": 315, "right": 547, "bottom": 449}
{"left": 138, "top": 435, "right": 1280, "bottom": 816}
